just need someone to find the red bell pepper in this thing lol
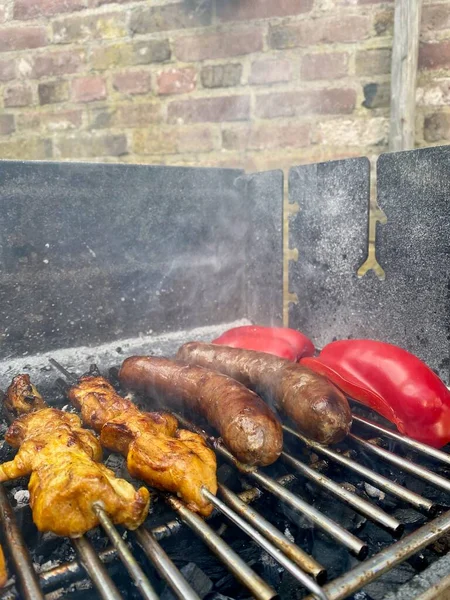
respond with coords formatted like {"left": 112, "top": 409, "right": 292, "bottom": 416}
{"left": 300, "top": 340, "right": 450, "bottom": 448}
{"left": 212, "top": 325, "right": 315, "bottom": 361}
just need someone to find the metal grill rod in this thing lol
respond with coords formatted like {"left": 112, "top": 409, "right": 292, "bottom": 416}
{"left": 303, "top": 508, "right": 450, "bottom": 600}
{"left": 72, "top": 536, "right": 122, "bottom": 600}
{"left": 353, "top": 415, "right": 450, "bottom": 466}
{"left": 93, "top": 506, "right": 159, "bottom": 600}
{"left": 218, "top": 482, "right": 326, "bottom": 583}
{"left": 166, "top": 495, "right": 277, "bottom": 600}
{"left": 175, "top": 414, "right": 367, "bottom": 559}
{"left": 280, "top": 451, "right": 403, "bottom": 535}
{"left": 0, "top": 484, "right": 44, "bottom": 600}
{"left": 202, "top": 487, "right": 327, "bottom": 600}
{"left": 283, "top": 425, "right": 436, "bottom": 514}
{"left": 133, "top": 527, "right": 201, "bottom": 600}
{"left": 349, "top": 433, "right": 450, "bottom": 494}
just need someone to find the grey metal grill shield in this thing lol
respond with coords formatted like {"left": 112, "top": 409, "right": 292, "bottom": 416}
{"left": 0, "top": 161, "right": 283, "bottom": 358}
{"left": 288, "top": 147, "right": 450, "bottom": 380}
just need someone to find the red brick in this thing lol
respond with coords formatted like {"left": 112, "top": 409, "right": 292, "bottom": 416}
{"left": 269, "top": 16, "right": 370, "bottom": 49}
{"left": 222, "top": 123, "right": 311, "bottom": 150}
{"left": 130, "top": 3, "right": 211, "bottom": 35}
{"left": 0, "top": 59, "right": 16, "bottom": 82}
{"left": 301, "top": 53, "right": 349, "bottom": 80}
{"left": 168, "top": 96, "right": 250, "bottom": 124}
{"left": 422, "top": 5, "right": 450, "bottom": 30}
{"left": 17, "top": 110, "right": 82, "bottom": 132}
{"left": 0, "top": 6, "right": 6, "bottom": 23}
{"left": 72, "top": 76, "right": 106, "bottom": 102}
{"left": 31, "top": 50, "right": 84, "bottom": 79}
{"left": 255, "top": 89, "right": 356, "bottom": 118}
{"left": 249, "top": 59, "right": 292, "bottom": 85}
{"left": 14, "top": 0, "right": 86, "bottom": 20}
{"left": 112, "top": 71, "right": 152, "bottom": 95}
{"left": 0, "top": 27, "right": 47, "bottom": 52}
{"left": 157, "top": 68, "right": 196, "bottom": 95}
{"left": 4, "top": 83, "right": 33, "bottom": 108}
{"left": 420, "top": 42, "right": 450, "bottom": 70}
{"left": 217, "top": 0, "right": 312, "bottom": 21}
{"left": 0, "top": 115, "right": 15, "bottom": 136}
{"left": 175, "top": 30, "right": 263, "bottom": 62}
{"left": 90, "top": 103, "right": 162, "bottom": 129}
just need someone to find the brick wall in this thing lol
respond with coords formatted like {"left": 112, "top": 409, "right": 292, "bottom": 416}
{"left": 0, "top": 0, "right": 448, "bottom": 169}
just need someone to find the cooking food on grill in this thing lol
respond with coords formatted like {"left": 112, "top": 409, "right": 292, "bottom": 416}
{"left": 0, "top": 546, "right": 6, "bottom": 588}
{"left": 119, "top": 356, "right": 283, "bottom": 466}
{"left": 0, "top": 375, "right": 149, "bottom": 537}
{"left": 68, "top": 375, "right": 217, "bottom": 516}
{"left": 301, "top": 340, "right": 450, "bottom": 448}
{"left": 213, "top": 325, "right": 315, "bottom": 361}
{"left": 177, "top": 342, "right": 352, "bottom": 445}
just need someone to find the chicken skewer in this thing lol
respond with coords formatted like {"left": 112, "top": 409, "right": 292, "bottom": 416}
{"left": 65, "top": 368, "right": 218, "bottom": 516}
{"left": 0, "top": 375, "right": 150, "bottom": 538}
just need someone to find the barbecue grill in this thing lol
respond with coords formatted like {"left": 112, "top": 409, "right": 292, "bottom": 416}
{"left": 0, "top": 145, "right": 448, "bottom": 600}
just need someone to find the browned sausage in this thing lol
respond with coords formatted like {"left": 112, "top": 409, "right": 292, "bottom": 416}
{"left": 119, "top": 356, "right": 283, "bottom": 466}
{"left": 176, "top": 342, "right": 352, "bottom": 445}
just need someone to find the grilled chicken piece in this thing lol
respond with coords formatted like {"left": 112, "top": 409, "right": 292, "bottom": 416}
{"left": 68, "top": 375, "right": 217, "bottom": 516}
{"left": 0, "top": 375, "right": 150, "bottom": 537}
{"left": 0, "top": 545, "right": 6, "bottom": 588}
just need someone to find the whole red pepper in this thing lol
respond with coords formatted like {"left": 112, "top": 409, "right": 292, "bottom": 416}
{"left": 301, "top": 340, "right": 450, "bottom": 448}
{"left": 213, "top": 325, "right": 315, "bottom": 361}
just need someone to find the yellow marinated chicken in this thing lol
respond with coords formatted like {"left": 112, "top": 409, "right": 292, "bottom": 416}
{"left": 0, "top": 375, "right": 150, "bottom": 537}
{"left": 0, "top": 545, "right": 6, "bottom": 588}
{"left": 68, "top": 376, "right": 217, "bottom": 516}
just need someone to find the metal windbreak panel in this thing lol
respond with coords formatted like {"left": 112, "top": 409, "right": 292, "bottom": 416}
{"left": 288, "top": 157, "right": 371, "bottom": 349}
{"left": 288, "top": 147, "right": 450, "bottom": 382}
{"left": 375, "top": 146, "right": 450, "bottom": 380}
{"left": 0, "top": 161, "right": 251, "bottom": 358}
{"left": 241, "top": 169, "right": 284, "bottom": 327}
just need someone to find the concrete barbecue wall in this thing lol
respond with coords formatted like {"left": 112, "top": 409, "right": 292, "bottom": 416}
{"left": 0, "top": 0, "right": 448, "bottom": 169}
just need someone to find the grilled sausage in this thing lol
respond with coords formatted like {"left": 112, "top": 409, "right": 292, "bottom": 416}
{"left": 119, "top": 356, "right": 283, "bottom": 466}
{"left": 176, "top": 342, "right": 352, "bottom": 445}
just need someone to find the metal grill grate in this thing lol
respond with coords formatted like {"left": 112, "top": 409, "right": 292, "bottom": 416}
{"left": 1, "top": 367, "right": 450, "bottom": 600}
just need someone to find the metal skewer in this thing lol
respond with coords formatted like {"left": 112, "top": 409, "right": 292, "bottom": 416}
{"left": 280, "top": 451, "right": 403, "bottom": 535}
{"left": 93, "top": 506, "right": 159, "bottom": 600}
{"left": 202, "top": 487, "right": 328, "bottom": 600}
{"left": 349, "top": 433, "right": 450, "bottom": 495}
{"left": 134, "top": 527, "right": 201, "bottom": 600}
{"left": 0, "top": 484, "right": 44, "bottom": 600}
{"left": 283, "top": 425, "right": 436, "bottom": 514}
{"left": 352, "top": 415, "right": 450, "bottom": 466}
{"left": 175, "top": 414, "right": 367, "bottom": 559}
{"left": 72, "top": 536, "right": 122, "bottom": 600}
{"left": 166, "top": 495, "right": 277, "bottom": 600}
{"left": 218, "top": 482, "right": 326, "bottom": 583}
{"left": 303, "top": 509, "right": 450, "bottom": 600}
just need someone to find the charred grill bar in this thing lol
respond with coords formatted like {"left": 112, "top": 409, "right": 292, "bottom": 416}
{"left": 0, "top": 145, "right": 448, "bottom": 599}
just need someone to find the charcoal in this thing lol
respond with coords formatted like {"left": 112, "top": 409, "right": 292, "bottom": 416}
{"left": 364, "top": 483, "right": 385, "bottom": 501}
{"left": 310, "top": 538, "right": 350, "bottom": 580}
{"left": 260, "top": 551, "right": 282, "bottom": 589}
{"left": 205, "top": 594, "right": 242, "bottom": 600}
{"left": 393, "top": 508, "right": 426, "bottom": 526}
{"left": 362, "top": 562, "right": 416, "bottom": 600}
